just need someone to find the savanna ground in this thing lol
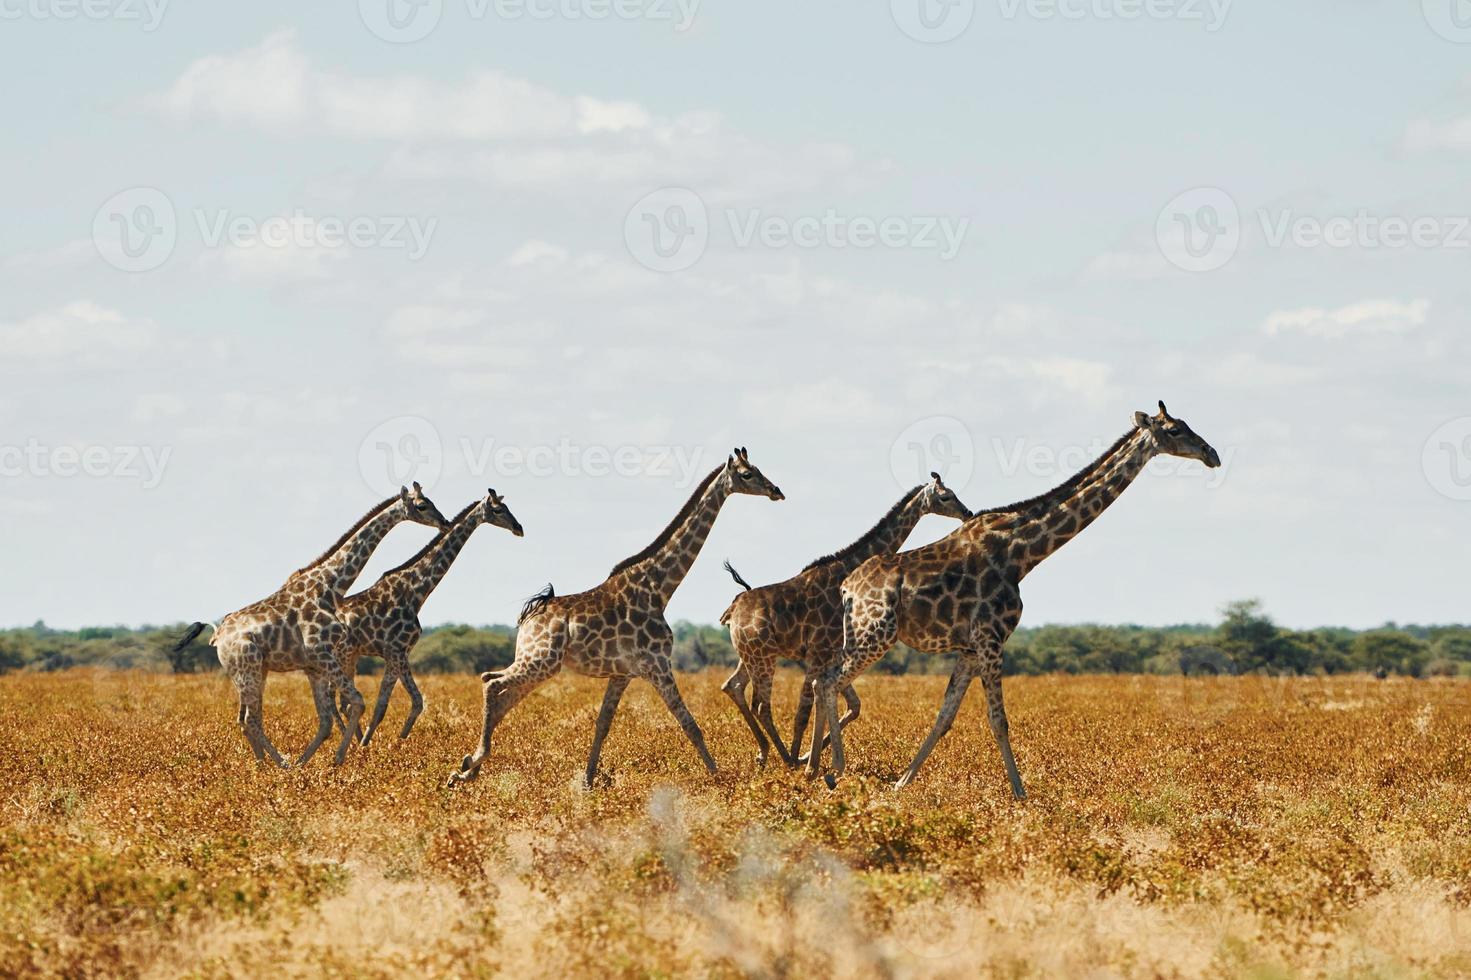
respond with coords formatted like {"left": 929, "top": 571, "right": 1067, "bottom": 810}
{"left": 3, "top": 670, "right": 1470, "bottom": 979}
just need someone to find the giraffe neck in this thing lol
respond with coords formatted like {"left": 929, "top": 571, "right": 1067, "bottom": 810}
{"left": 838, "top": 492, "right": 931, "bottom": 573}
{"left": 962, "top": 426, "right": 1142, "bottom": 534}
{"left": 629, "top": 479, "right": 732, "bottom": 605}
{"left": 1011, "top": 429, "right": 1157, "bottom": 576}
{"left": 392, "top": 507, "right": 485, "bottom": 609}
{"left": 311, "top": 500, "right": 410, "bottom": 599}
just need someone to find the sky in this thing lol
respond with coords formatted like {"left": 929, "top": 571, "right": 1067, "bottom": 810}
{"left": 1, "top": 1, "right": 1468, "bottom": 631}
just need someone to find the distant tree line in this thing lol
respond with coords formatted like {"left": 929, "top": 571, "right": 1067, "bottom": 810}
{"left": 2, "top": 600, "right": 1468, "bottom": 679}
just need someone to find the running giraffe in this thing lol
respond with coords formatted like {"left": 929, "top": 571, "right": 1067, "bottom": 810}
{"left": 448, "top": 448, "right": 784, "bottom": 789}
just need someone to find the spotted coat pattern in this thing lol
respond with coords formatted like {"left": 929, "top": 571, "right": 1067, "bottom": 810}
{"left": 808, "top": 405, "right": 1222, "bottom": 798}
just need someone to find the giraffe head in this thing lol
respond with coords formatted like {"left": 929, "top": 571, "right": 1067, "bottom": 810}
{"left": 401, "top": 482, "right": 451, "bottom": 529}
{"left": 1133, "top": 401, "right": 1221, "bottom": 468}
{"left": 724, "top": 447, "right": 785, "bottom": 500}
{"left": 479, "top": 488, "right": 525, "bottom": 537}
{"left": 918, "top": 471, "right": 973, "bottom": 520}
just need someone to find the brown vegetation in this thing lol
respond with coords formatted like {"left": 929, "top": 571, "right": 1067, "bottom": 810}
{"left": 3, "top": 670, "right": 1470, "bottom": 978}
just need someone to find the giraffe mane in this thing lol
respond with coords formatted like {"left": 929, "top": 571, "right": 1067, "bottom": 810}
{"left": 966, "top": 427, "right": 1139, "bottom": 521}
{"left": 608, "top": 462, "right": 725, "bottom": 576}
{"left": 293, "top": 495, "right": 399, "bottom": 574}
{"left": 380, "top": 500, "right": 479, "bottom": 578}
{"left": 800, "top": 484, "right": 924, "bottom": 572}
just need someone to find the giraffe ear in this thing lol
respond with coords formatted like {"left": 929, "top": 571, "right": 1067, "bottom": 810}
{"left": 930, "top": 470, "right": 941, "bottom": 483}
{"left": 1157, "top": 400, "right": 1169, "bottom": 418}
{"left": 1134, "top": 411, "right": 1151, "bottom": 428}
{"left": 412, "top": 481, "right": 423, "bottom": 493}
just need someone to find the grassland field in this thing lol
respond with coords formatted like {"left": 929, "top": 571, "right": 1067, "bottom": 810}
{"left": 3, "top": 670, "right": 1471, "bottom": 978}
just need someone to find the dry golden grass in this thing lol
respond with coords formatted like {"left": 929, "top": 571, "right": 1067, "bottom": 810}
{"left": 3, "top": 669, "right": 1471, "bottom": 978}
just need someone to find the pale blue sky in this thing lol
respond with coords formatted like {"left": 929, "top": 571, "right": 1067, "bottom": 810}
{"left": 2, "top": 1, "right": 1468, "bottom": 630}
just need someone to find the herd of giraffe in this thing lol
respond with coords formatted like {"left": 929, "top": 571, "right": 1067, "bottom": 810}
{"left": 179, "top": 402, "right": 1220, "bottom": 798}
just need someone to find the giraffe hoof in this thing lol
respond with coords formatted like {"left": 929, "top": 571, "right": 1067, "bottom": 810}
{"left": 823, "top": 774, "right": 838, "bottom": 790}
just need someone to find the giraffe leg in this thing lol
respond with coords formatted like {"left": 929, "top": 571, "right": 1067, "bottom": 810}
{"left": 895, "top": 655, "right": 977, "bottom": 790}
{"left": 448, "top": 660, "right": 556, "bottom": 786}
{"left": 328, "top": 659, "right": 365, "bottom": 766}
{"left": 240, "top": 670, "right": 286, "bottom": 769}
{"left": 296, "top": 672, "right": 338, "bottom": 767}
{"left": 720, "top": 661, "right": 772, "bottom": 766}
{"left": 979, "top": 661, "right": 1026, "bottom": 800}
{"left": 805, "top": 681, "right": 863, "bottom": 760}
{"left": 751, "top": 668, "right": 794, "bottom": 767}
{"left": 791, "top": 667, "right": 817, "bottom": 766}
{"left": 583, "top": 675, "right": 631, "bottom": 788}
{"left": 397, "top": 668, "right": 426, "bottom": 741}
{"left": 804, "top": 670, "right": 833, "bottom": 779}
{"left": 360, "top": 664, "right": 400, "bottom": 746}
{"left": 647, "top": 668, "right": 718, "bottom": 774}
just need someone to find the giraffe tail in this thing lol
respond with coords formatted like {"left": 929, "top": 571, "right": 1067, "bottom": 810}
{"left": 723, "top": 560, "right": 753, "bottom": 592}
{"left": 173, "top": 621, "right": 216, "bottom": 652}
{"left": 518, "top": 584, "right": 556, "bottom": 625}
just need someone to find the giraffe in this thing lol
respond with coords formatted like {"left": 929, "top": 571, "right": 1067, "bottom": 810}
{"left": 717, "top": 472, "right": 972, "bottom": 767}
{"left": 807, "top": 402, "right": 1221, "bottom": 798}
{"left": 335, "top": 488, "right": 524, "bottom": 746}
{"left": 447, "top": 448, "right": 784, "bottom": 789}
{"left": 175, "top": 483, "right": 450, "bottom": 768}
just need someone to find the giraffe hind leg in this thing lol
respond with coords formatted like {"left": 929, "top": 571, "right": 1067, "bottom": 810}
{"left": 750, "top": 667, "right": 794, "bottom": 766}
{"left": 360, "top": 663, "right": 399, "bottom": 746}
{"left": 720, "top": 660, "right": 772, "bottom": 766}
{"left": 397, "top": 668, "right": 426, "bottom": 741}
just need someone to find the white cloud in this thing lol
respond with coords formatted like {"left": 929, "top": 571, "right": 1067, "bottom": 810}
{"left": 1079, "top": 247, "right": 1172, "bottom": 282}
{"left": 507, "top": 240, "right": 569, "bottom": 267}
{"left": 0, "top": 302, "right": 157, "bottom": 361}
{"left": 145, "top": 31, "right": 882, "bottom": 202}
{"left": 1261, "top": 299, "right": 1430, "bottom": 339}
{"left": 132, "top": 393, "right": 186, "bottom": 423}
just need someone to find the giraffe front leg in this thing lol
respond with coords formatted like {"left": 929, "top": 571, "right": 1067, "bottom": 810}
{"left": 397, "top": 669, "right": 426, "bottom": 741}
{"left": 360, "top": 665, "right": 400, "bottom": 746}
{"left": 296, "top": 671, "right": 338, "bottom": 767}
{"left": 448, "top": 661, "right": 553, "bottom": 786}
{"left": 583, "top": 675, "right": 631, "bottom": 788}
{"left": 895, "top": 655, "right": 977, "bottom": 790}
{"left": 792, "top": 668, "right": 817, "bottom": 766}
{"left": 979, "top": 660, "right": 1026, "bottom": 800}
{"left": 720, "top": 661, "right": 771, "bottom": 767}
{"left": 330, "top": 662, "right": 365, "bottom": 766}
{"left": 647, "top": 667, "right": 717, "bottom": 774}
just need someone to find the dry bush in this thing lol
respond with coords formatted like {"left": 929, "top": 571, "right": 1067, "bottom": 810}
{"left": 2, "top": 670, "right": 1470, "bottom": 978}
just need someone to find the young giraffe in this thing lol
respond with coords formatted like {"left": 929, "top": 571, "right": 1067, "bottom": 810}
{"left": 808, "top": 403, "right": 1221, "bottom": 798}
{"left": 334, "top": 488, "right": 524, "bottom": 746}
{"left": 718, "top": 472, "right": 972, "bottom": 767}
{"left": 447, "top": 448, "right": 784, "bottom": 789}
{"left": 177, "top": 484, "right": 449, "bottom": 768}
